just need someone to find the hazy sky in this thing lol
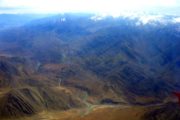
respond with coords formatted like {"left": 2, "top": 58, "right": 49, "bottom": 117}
{"left": 0, "top": 0, "right": 179, "bottom": 14}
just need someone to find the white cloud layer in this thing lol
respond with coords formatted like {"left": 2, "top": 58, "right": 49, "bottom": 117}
{"left": 0, "top": 0, "right": 179, "bottom": 14}
{"left": 173, "top": 17, "right": 180, "bottom": 23}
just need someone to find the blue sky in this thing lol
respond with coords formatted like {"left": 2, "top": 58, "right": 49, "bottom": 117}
{"left": 0, "top": 0, "right": 180, "bottom": 14}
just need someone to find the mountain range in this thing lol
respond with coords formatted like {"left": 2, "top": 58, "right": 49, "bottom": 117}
{"left": 0, "top": 13, "right": 179, "bottom": 120}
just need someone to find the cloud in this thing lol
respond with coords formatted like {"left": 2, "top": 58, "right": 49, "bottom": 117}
{"left": 0, "top": 0, "right": 179, "bottom": 14}
{"left": 173, "top": 17, "right": 180, "bottom": 23}
{"left": 138, "top": 15, "right": 164, "bottom": 24}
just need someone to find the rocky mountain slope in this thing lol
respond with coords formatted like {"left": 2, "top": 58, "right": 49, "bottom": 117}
{"left": 0, "top": 13, "right": 179, "bottom": 119}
